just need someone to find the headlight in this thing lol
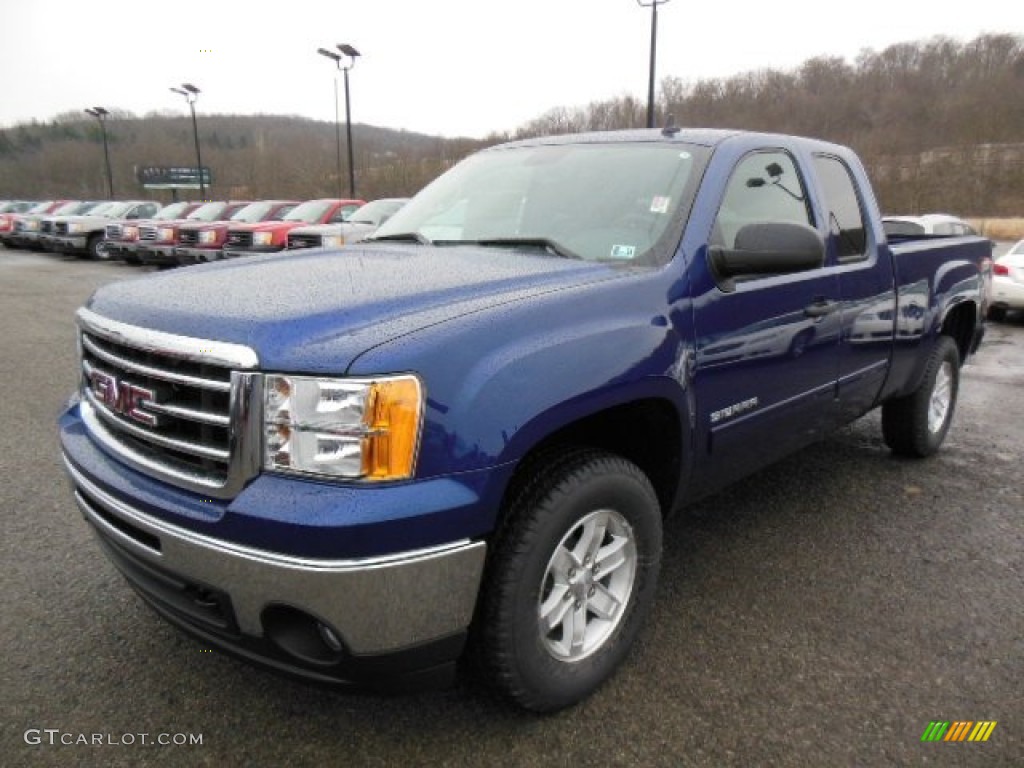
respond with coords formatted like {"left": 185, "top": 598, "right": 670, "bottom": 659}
{"left": 199, "top": 230, "right": 218, "bottom": 244}
{"left": 67, "top": 222, "right": 84, "bottom": 234}
{"left": 158, "top": 227, "right": 175, "bottom": 242}
{"left": 26, "top": 220, "right": 40, "bottom": 231}
{"left": 264, "top": 374, "right": 423, "bottom": 481}
{"left": 253, "top": 231, "right": 273, "bottom": 246}
{"left": 321, "top": 235, "right": 344, "bottom": 248}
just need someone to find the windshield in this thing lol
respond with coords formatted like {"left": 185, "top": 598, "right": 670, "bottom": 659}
{"left": 283, "top": 200, "right": 333, "bottom": 223}
{"left": 153, "top": 202, "right": 191, "bottom": 220}
{"left": 85, "top": 202, "right": 117, "bottom": 216}
{"left": 100, "top": 202, "right": 133, "bottom": 218}
{"left": 187, "top": 202, "right": 230, "bottom": 221}
{"left": 29, "top": 201, "right": 54, "bottom": 213}
{"left": 54, "top": 201, "right": 88, "bottom": 215}
{"left": 883, "top": 219, "right": 925, "bottom": 237}
{"left": 372, "top": 142, "right": 709, "bottom": 264}
{"left": 231, "top": 201, "right": 292, "bottom": 223}
{"left": 350, "top": 199, "right": 407, "bottom": 225}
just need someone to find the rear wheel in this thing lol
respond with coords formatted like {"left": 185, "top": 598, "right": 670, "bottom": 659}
{"left": 987, "top": 306, "right": 1007, "bottom": 322}
{"left": 882, "top": 336, "right": 960, "bottom": 457}
{"left": 478, "top": 449, "right": 662, "bottom": 712}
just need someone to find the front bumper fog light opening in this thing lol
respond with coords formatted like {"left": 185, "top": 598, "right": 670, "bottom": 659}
{"left": 261, "top": 604, "right": 347, "bottom": 666}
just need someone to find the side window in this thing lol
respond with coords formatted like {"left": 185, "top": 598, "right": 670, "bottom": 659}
{"left": 713, "top": 151, "right": 812, "bottom": 249}
{"left": 813, "top": 155, "right": 867, "bottom": 261}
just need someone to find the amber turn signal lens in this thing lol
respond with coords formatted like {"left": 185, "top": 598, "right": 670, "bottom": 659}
{"left": 361, "top": 377, "right": 423, "bottom": 481}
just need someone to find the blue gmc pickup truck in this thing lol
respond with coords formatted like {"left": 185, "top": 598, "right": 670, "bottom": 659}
{"left": 59, "top": 128, "right": 991, "bottom": 712}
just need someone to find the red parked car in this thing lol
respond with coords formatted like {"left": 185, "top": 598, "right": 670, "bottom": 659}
{"left": 136, "top": 201, "right": 249, "bottom": 266}
{"left": 174, "top": 200, "right": 299, "bottom": 265}
{"left": 221, "top": 198, "right": 363, "bottom": 259}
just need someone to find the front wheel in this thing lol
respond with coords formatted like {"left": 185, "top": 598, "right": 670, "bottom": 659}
{"left": 478, "top": 449, "right": 662, "bottom": 712}
{"left": 882, "top": 336, "right": 960, "bottom": 457}
{"left": 87, "top": 234, "right": 109, "bottom": 260}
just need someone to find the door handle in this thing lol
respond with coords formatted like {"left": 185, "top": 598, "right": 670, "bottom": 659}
{"left": 804, "top": 299, "right": 839, "bottom": 318}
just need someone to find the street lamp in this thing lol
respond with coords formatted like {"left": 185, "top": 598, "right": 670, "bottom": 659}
{"left": 84, "top": 107, "right": 114, "bottom": 198}
{"left": 170, "top": 83, "right": 206, "bottom": 199}
{"left": 636, "top": 0, "right": 671, "bottom": 129}
{"left": 317, "top": 43, "right": 360, "bottom": 198}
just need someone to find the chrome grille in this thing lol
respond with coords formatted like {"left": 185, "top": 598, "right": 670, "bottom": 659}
{"left": 56, "top": 222, "right": 69, "bottom": 235}
{"left": 179, "top": 228, "right": 200, "bottom": 245}
{"left": 76, "top": 308, "right": 261, "bottom": 498}
{"left": 106, "top": 224, "right": 123, "bottom": 240}
{"left": 226, "top": 231, "right": 252, "bottom": 248}
{"left": 139, "top": 226, "right": 158, "bottom": 241}
{"left": 288, "top": 234, "right": 321, "bottom": 249}
{"left": 42, "top": 220, "right": 55, "bottom": 234}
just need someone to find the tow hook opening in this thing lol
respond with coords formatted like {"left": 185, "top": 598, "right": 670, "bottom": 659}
{"left": 261, "top": 604, "right": 347, "bottom": 666}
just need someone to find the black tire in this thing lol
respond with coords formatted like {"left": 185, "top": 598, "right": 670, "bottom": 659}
{"left": 987, "top": 306, "right": 1007, "bottom": 322}
{"left": 87, "top": 234, "right": 109, "bottom": 260}
{"left": 478, "top": 448, "right": 662, "bottom": 712}
{"left": 882, "top": 336, "right": 960, "bottom": 457}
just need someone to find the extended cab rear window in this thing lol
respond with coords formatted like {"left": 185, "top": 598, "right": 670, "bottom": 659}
{"left": 813, "top": 155, "right": 868, "bottom": 262}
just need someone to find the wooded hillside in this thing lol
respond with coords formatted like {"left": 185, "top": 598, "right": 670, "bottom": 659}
{"left": 2, "top": 34, "right": 1021, "bottom": 215}
{"left": 512, "top": 34, "right": 1024, "bottom": 215}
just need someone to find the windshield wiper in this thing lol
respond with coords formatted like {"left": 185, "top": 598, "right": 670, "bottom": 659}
{"left": 364, "top": 231, "right": 434, "bottom": 245}
{"left": 475, "top": 237, "right": 581, "bottom": 260}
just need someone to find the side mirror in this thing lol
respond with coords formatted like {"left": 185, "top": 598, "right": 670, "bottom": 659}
{"left": 709, "top": 221, "right": 824, "bottom": 289}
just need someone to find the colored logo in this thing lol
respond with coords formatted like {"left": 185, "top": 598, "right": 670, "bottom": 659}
{"left": 921, "top": 721, "right": 997, "bottom": 742}
{"left": 89, "top": 370, "right": 160, "bottom": 427}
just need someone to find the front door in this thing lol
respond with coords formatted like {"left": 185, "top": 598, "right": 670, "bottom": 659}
{"left": 691, "top": 149, "right": 841, "bottom": 493}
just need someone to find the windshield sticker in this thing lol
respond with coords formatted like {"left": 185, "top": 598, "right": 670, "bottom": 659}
{"left": 610, "top": 244, "right": 636, "bottom": 259}
{"left": 650, "top": 196, "right": 671, "bottom": 214}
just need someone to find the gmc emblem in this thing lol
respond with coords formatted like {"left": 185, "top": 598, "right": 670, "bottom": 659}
{"left": 89, "top": 370, "right": 160, "bottom": 427}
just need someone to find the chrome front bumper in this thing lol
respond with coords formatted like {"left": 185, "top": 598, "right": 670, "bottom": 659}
{"left": 63, "top": 456, "right": 487, "bottom": 658}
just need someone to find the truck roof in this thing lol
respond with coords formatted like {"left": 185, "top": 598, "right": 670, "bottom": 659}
{"left": 495, "top": 127, "right": 851, "bottom": 154}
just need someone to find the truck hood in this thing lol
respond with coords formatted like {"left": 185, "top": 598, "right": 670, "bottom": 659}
{"left": 85, "top": 244, "right": 628, "bottom": 373}
{"left": 179, "top": 221, "right": 231, "bottom": 232}
{"left": 56, "top": 214, "right": 113, "bottom": 226}
{"left": 287, "top": 223, "right": 343, "bottom": 236}
{"left": 228, "top": 221, "right": 301, "bottom": 233}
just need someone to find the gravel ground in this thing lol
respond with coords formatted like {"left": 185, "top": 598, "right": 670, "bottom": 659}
{"left": 2, "top": 248, "right": 1021, "bottom": 767}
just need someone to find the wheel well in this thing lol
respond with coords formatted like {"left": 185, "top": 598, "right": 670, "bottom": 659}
{"left": 941, "top": 302, "right": 976, "bottom": 364}
{"left": 506, "top": 399, "right": 683, "bottom": 516}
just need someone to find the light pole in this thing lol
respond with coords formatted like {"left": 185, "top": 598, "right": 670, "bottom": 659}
{"left": 636, "top": 0, "right": 671, "bottom": 129}
{"left": 170, "top": 83, "right": 206, "bottom": 199}
{"left": 84, "top": 107, "right": 114, "bottom": 198}
{"left": 317, "top": 44, "right": 360, "bottom": 198}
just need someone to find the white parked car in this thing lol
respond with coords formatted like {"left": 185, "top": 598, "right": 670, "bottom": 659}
{"left": 988, "top": 239, "right": 1024, "bottom": 321}
{"left": 882, "top": 214, "right": 978, "bottom": 238}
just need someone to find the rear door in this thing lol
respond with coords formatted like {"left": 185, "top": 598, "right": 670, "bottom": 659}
{"left": 811, "top": 153, "right": 896, "bottom": 422}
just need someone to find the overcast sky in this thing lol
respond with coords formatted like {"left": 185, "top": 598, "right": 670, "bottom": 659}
{"left": 1, "top": 0, "right": 1019, "bottom": 138}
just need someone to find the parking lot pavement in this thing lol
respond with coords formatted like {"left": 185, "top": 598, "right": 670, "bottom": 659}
{"left": 3, "top": 249, "right": 1021, "bottom": 767}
